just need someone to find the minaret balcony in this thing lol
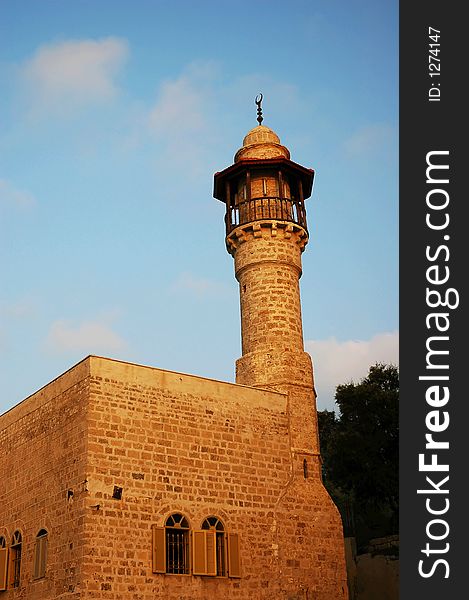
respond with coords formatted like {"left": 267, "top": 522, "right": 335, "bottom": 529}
{"left": 225, "top": 195, "right": 307, "bottom": 235}
{"left": 214, "top": 157, "right": 315, "bottom": 239}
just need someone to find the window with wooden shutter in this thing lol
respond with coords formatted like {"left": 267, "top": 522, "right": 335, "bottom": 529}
{"left": 201, "top": 516, "right": 227, "bottom": 576}
{"left": 33, "top": 530, "right": 48, "bottom": 580}
{"left": 192, "top": 530, "right": 217, "bottom": 576}
{"left": 0, "top": 545, "right": 8, "bottom": 591}
{"left": 152, "top": 526, "right": 165, "bottom": 574}
{"left": 227, "top": 532, "right": 241, "bottom": 578}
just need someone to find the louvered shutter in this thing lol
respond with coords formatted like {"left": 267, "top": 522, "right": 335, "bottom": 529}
{"left": 33, "top": 535, "right": 48, "bottom": 579}
{"left": 152, "top": 526, "right": 166, "bottom": 573}
{"left": 192, "top": 531, "right": 206, "bottom": 575}
{"left": 227, "top": 532, "right": 241, "bottom": 578}
{"left": 205, "top": 531, "right": 217, "bottom": 576}
{"left": 0, "top": 548, "right": 8, "bottom": 591}
{"left": 192, "top": 531, "right": 217, "bottom": 576}
{"left": 33, "top": 538, "right": 41, "bottom": 579}
{"left": 39, "top": 536, "right": 48, "bottom": 579}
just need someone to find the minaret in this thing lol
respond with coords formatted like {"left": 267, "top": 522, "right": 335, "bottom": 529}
{"left": 214, "top": 99, "right": 349, "bottom": 598}
{"left": 213, "top": 96, "right": 320, "bottom": 472}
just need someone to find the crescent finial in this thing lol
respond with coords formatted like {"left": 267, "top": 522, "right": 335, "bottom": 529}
{"left": 255, "top": 93, "right": 263, "bottom": 125}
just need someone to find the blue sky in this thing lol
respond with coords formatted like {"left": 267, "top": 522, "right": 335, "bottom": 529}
{"left": 0, "top": 0, "right": 398, "bottom": 413}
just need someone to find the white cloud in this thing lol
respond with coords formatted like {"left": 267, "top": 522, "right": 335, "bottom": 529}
{"left": 170, "top": 272, "right": 227, "bottom": 298}
{"left": 0, "top": 179, "right": 36, "bottom": 209}
{"left": 149, "top": 64, "right": 212, "bottom": 136}
{"left": 148, "top": 62, "right": 220, "bottom": 177}
{"left": 22, "top": 37, "right": 128, "bottom": 115}
{"left": 343, "top": 123, "right": 395, "bottom": 157}
{"left": 305, "top": 331, "right": 399, "bottom": 411}
{"left": 46, "top": 318, "right": 126, "bottom": 354}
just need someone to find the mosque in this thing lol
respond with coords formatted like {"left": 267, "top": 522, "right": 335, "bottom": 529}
{"left": 0, "top": 100, "right": 349, "bottom": 599}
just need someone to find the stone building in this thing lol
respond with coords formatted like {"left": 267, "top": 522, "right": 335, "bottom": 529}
{"left": 0, "top": 110, "right": 349, "bottom": 599}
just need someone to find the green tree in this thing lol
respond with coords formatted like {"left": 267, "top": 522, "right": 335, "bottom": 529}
{"left": 318, "top": 363, "right": 399, "bottom": 545}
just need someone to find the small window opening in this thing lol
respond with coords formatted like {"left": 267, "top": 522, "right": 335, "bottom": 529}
{"left": 303, "top": 458, "right": 309, "bottom": 479}
{"left": 112, "top": 486, "right": 123, "bottom": 500}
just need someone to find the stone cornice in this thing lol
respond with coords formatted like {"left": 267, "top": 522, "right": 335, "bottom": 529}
{"left": 226, "top": 220, "right": 309, "bottom": 255}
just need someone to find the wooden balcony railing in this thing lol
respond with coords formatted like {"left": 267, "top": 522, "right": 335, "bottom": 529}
{"left": 225, "top": 196, "right": 307, "bottom": 235}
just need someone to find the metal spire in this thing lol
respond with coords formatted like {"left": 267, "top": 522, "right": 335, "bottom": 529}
{"left": 255, "top": 93, "right": 263, "bottom": 125}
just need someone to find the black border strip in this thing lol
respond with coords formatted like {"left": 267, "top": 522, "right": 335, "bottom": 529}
{"left": 400, "top": 2, "right": 465, "bottom": 597}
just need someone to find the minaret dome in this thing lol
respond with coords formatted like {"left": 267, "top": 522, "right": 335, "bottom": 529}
{"left": 234, "top": 124, "right": 290, "bottom": 161}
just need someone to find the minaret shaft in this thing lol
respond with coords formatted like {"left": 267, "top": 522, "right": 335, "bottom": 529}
{"left": 235, "top": 234, "right": 304, "bottom": 358}
{"left": 228, "top": 220, "right": 320, "bottom": 460}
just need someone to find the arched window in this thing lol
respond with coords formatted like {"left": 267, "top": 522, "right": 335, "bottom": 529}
{"left": 10, "top": 531, "right": 22, "bottom": 588}
{"left": 165, "top": 513, "right": 190, "bottom": 574}
{"left": 201, "top": 516, "right": 226, "bottom": 576}
{"left": 33, "top": 529, "right": 48, "bottom": 580}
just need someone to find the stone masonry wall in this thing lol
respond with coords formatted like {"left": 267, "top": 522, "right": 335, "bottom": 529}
{"left": 83, "top": 356, "right": 290, "bottom": 599}
{"left": 0, "top": 359, "right": 90, "bottom": 599}
{"left": 82, "top": 356, "right": 348, "bottom": 599}
{"left": 1, "top": 355, "right": 349, "bottom": 599}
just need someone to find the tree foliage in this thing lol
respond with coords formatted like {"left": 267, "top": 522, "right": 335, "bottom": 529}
{"left": 318, "top": 363, "right": 399, "bottom": 543}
